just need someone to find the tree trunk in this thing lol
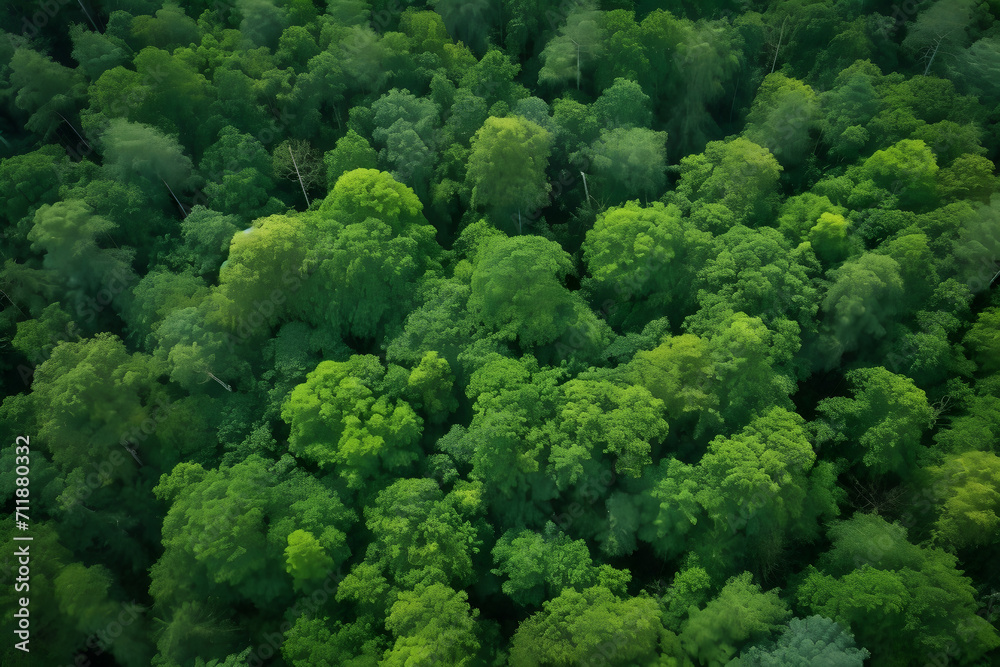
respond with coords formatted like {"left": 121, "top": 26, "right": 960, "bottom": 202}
{"left": 770, "top": 17, "right": 788, "bottom": 74}
{"left": 161, "top": 178, "right": 187, "bottom": 218}
{"left": 576, "top": 42, "right": 581, "bottom": 90}
{"left": 289, "top": 145, "right": 311, "bottom": 208}
{"left": 78, "top": 0, "right": 101, "bottom": 32}
{"left": 923, "top": 38, "right": 943, "bottom": 76}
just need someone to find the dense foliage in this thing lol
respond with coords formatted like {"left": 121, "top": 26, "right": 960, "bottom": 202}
{"left": 2, "top": 0, "right": 1000, "bottom": 665}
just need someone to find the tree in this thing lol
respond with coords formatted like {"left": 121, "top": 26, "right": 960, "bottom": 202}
{"left": 406, "top": 351, "right": 459, "bottom": 424}
{"left": 743, "top": 73, "right": 820, "bottom": 168}
{"left": 581, "top": 200, "right": 711, "bottom": 330}
{"left": 324, "top": 129, "right": 378, "bottom": 189}
{"left": 436, "top": 0, "right": 497, "bottom": 55}
{"left": 369, "top": 89, "right": 441, "bottom": 199}
{"left": 819, "top": 69, "right": 880, "bottom": 163}
{"left": 817, "top": 366, "right": 934, "bottom": 477}
{"left": 152, "top": 600, "right": 242, "bottom": 667}
{"left": 808, "top": 212, "right": 853, "bottom": 266}
{"left": 151, "top": 455, "right": 353, "bottom": 609}
{"left": 950, "top": 195, "right": 1000, "bottom": 295}
{"left": 284, "top": 529, "right": 335, "bottom": 592}
{"left": 175, "top": 207, "right": 241, "bottom": 277}
{"left": 338, "top": 477, "right": 484, "bottom": 606}
{"left": 585, "top": 127, "right": 668, "bottom": 205}
{"left": 509, "top": 586, "right": 664, "bottom": 666}
{"left": 492, "top": 523, "right": 629, "bottom": 607}
{"left": 848, "top": 139, "right": 939, "bottom": 211}
{"left": 949, "top": 35, "right": 1000, "bottom": 101}
{"left": 963, "top": 306, "right": 1000, "bottom": 375}
{"left": 627, "top": 333, "right": 721, "bottom": 438}
{"left": 546, "top": 378, "right": 668, "bottom": 487}
{"left": 126, "top": 46, "right": 217, "bottom": 154}
{"left": 551, "top": 95, "right": 600, "bottom": 159}
{"left": 911, "top": 120, "right": 987, "bottom": 166}
{"left": 703, "top": 311, "right": 800, "bottom": 430}
{"left": 460, "top": 48, "right": 526, "bottom": 107}
{"left": 26, "top": 199, "right": 136, "bottom": 315}
{"left": 819, "top": 253, "right": 905, "bottom": 367}
{"left": 8, "top": 47, "right": 86, "bottom": 140}
{"left": 465, "top": 116, "right": 552, "bottom": 228}
{"left": 0, "top": 521, "right": 152, "bottom": 667}
{"left": 150, "top": 306, "right": 246, "bottom": 392}
{"left": 538, "top": 2, "right": 605, "bottom": 91}
{"left": 315, "top": 167, "right": 428, "bottom": 233}
{"left": 235, "top": 0, "right": 289, "bottom": 49}
{"left": 379, "top": 124, "right": 436, "bottom": 200}
{"left": 337, "top": 26, "right": 392, "bottom": 95}
{"left": 281, "top": 356, "right": 423, "bottom": 488}
{"left": 696, "top": 408, "right": 841, "bottom": 568}
{"left": 70, "top": 24, "right": 128, "bottom": 81}
{"left": 468, "top": 235, "right": 581, "bottom": 349}
{"left": 660, "top": 559, "right": 713, "bottom": 632}
{"left": 796, "top": 514, "right": 1000, "bottom": 666}
{"left": 642, "top": 408, "right": 841, "bottom": 576}
{"left": 99, "top": 119, "right": 196, "bottom": 205}
{"left": 663, "top": 19, "right": 741, "bottom": 157}
{"left": 938, "top": 154, "right": 998, "bottom": 204}
{"left": 29, "top": 333, "right": 163, "bottom": 478}
{"left": 441, "top": 88, "right": 490, "bottom": 145}
{"left": 934, "top": 379, "right": 1000, "bottom": 456}
{"left": 462, "top": 355, "right": 564, "bottom": 507}
{"left": 383, "top": 583, "right": 481, "bottom": 666}
{"left": 901, "top": 0, "right": 978, "bottom": 76}
{"left": 923, "top": 450, "right": 1000, "bottom": 551}
{"left": 131, "top": 2, "right": 200, "bottom": 50}
{"left": 275, "top": 25, "right": 320, "bottom": 71}
{"left": 732, "top": 615, "right": 870, "bottom": 667}
{"left": 384, "top": 277, "right": 478, "bottom": 371}
{"left": 198, "top": 126, "right": 283, "bottom": 219}
{"left": 210, "top": 213, "right": 311, "bottom": 333}
{"left": 282, "top": 615, "right": 385, "bottom": 667}
{"left": 679, "top": 572, "right": 790, "bottom": 667}
{"left": 272, "top": 139, "right": 323, "bottom": 208}
{"left": 371, "top": 88, "right": 440, "bottom": 148}
{"left": 592, "top": 77, "right": 652, "bottom": 129}
{"left": 0, "top": 145, "right": 68, "bottom": 236}
{"left": 301, "top": 174, "right": 440, "bottom": 341}
{"left": 672, "top": 137, "right": 783, "bottom": 227}
{"left": 686, "top": 224, "right": 819, "bottom": 343}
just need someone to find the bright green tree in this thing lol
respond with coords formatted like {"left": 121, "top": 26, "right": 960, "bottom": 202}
{"left": 673, "top": 137, "right": 783, "bottom": 227}
{"left": 964, "top": 306, "right": 1000, "bottom": 375}
{"left": 509, "top": 585, "right": 664, "bottom": 666}
{"left": 581, "top": 200, "right": 711, "bottom": 330}
{"left": 465, "top": 116, "right": 552, "bottom": 228}
{"left": 383, "top": 582, "right": 481, "bottom": 667}
{"left": 284, "top": 529, "right": 335, "bottom": 592}
{"left": 796, "top": 513, "right": 1000, "bottom": 667}
{"left": 923, "top": 450, "right": 1000, "bottom": 550}
{"left": 679, "top": 572, "right": 790, "bottom": 667}
{"left": 151, "top": 455, "right": 353, "bottom": 608}
{"left": 281, "top": 356, "right": 423, "bottom": 488}
{"left": 492, "top": 522, "right": 630, "bottom": 609}
{"left": 817, "top": 366, "right": 934, "bottom": 477}
{"left": 468, "top": 235, "right": 578, "bottom": 348}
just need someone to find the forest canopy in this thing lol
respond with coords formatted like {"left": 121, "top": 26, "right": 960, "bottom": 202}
{"left": 1, "top": 0, "right": 1000, "bottom": 665}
